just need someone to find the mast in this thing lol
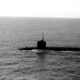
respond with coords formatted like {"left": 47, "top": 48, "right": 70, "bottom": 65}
{"left": 42, "top": 32, "right": 44, "bottom": 40}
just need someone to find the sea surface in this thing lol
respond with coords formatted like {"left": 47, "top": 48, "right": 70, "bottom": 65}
{"left": 0, "top": 45, "right": 80, "bottom": 80}
{"left": 0, "top": 18, "right": 80, "bottom": 80}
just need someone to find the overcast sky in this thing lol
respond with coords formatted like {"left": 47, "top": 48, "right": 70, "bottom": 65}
{"left": 0, "top": 0, "right": 80, "bottom": 18}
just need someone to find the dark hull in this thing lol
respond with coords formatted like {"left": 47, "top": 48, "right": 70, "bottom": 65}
{"left": 18, "top": 46, "right": 80, "bottom": 51}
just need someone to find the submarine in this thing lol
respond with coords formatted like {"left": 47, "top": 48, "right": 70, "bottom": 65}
{"left": 18, "top": 33, "right": 80, "bottom": 51}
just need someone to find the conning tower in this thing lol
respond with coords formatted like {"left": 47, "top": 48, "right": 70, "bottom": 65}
{"left": 37, "top": 33, "right": 46, "bottom": 49}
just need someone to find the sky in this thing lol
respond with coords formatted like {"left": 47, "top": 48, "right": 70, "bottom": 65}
{"left": 0, "top": 0, "right": 80, "bottom": 18}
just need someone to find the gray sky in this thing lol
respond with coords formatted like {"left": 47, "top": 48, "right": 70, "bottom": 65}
{"left": 0, "top": 0, "right": 80, "bottom": 18}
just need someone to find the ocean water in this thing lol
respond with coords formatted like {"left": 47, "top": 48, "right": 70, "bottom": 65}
{"left": 0, "top": 43, "right": 80, "bottom": 80}
{"left": 0, "top": 18, "right": 80, "bottom": 80}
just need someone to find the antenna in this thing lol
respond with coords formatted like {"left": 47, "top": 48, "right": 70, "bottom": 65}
{"left": 42, "top": 32, "right": 44, "bottom": 40}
